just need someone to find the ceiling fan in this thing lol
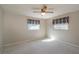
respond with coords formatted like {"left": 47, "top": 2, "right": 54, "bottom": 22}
{"left": 33, "top": 5, "right": 54, "bottom": 16}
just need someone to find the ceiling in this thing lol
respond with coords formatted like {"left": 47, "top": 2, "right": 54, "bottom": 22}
{"left": 1, "top": 4, "right": 79, "bottom": 19}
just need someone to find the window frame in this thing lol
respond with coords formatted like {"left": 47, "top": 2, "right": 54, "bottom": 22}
{"left": 52, "top": 16, "right": 69, "bottom": 30}
{"left": 27, "top": 19, "right": 40, "bottom": 30}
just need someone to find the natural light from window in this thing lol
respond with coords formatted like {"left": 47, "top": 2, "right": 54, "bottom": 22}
{"left": 54, "top": 23, "right": 69, "bottom": 30}
{"left": 42, "top": 36, "right": 56, "bottom": 42}
{"left": 28, "top": 24, "right": 40, "bottom": 30}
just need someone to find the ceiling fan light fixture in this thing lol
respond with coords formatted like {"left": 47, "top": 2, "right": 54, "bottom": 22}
{"left": 41, "top": 12, "right": 46, "bottom": 16}
{"left": 33, "top": 5, "right": 54, "bottom": 16}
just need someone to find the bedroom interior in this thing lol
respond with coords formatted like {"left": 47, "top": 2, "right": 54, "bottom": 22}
{"left": 0, "top": 4, "right": 79, "bottom": 54}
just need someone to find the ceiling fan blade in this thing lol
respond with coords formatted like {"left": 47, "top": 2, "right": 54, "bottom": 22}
{"left": 33, "top": 11, "right": 41, "bottom": 13}
{"left": 33, "top": 11, "right": 54, "bottom": 13}
{"left": 32, "top": 8, "right": 41, "bottom": 10}
{"left": 48, "top": 8, "right": 54, "bottom": 10}
{"left": 46, "top": 11, "right": 54, "bottom": 13}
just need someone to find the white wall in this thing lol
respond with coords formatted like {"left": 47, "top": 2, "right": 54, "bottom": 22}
{"left": 0, "top": 7, "right": 3, "bottom": 53}
{"left": 2, "top": 8, "right": 79, "bottom": 53}
{"left": 3, "top": 11, "right": 46, "bottom": 46}
{"left": 47, "top": 11, "right": 79, "bottom": 46}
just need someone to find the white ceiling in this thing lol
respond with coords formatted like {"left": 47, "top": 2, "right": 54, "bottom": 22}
{"left": 1, "top": 4, "right": 79, "bottom": 19}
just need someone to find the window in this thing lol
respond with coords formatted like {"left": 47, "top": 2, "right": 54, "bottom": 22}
{"left": 27, "top": 19, "right": 40, "bottom": 30}
{"left": 52, "top": 16, "right": 69, "bottom": 30}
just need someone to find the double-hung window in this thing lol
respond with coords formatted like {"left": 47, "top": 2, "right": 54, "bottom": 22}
{"left": 52, "top": 16, "right": 69, "bottom": 30}
{"left": 27, "top": 19, "right": 40, "bottom": 30}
